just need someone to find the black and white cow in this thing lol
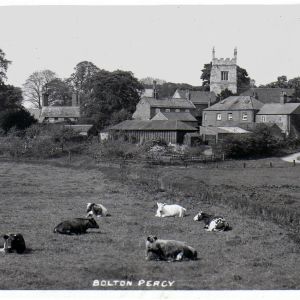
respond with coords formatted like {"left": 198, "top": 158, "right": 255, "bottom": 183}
{"left": 193, "top": 211, "right": 230, "bottom": 232}
{"left": 53, "top": 218, "right": 99, "bottom": 235}
{"left": 0, "top": 233, "right": 26, "bottom": 254}
{"left": 86, "top": 203, "right": 110, "bottom": 218}
{"left": 145, "top": 235, "right": 197, "bottom": 262}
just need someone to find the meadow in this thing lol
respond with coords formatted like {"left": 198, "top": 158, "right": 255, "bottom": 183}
{"left": 0, "top": 158, "right": 299, "bottom": 289}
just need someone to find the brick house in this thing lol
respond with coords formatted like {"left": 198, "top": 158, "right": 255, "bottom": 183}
{"left": 202, "top": 95, "right": 263, "bottom": 127}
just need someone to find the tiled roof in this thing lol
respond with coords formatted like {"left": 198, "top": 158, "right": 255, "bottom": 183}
{"left": 143, "top": 97, "right": 196, "bottom": 109}
{"left": 257, "top": 103, "right": 300, "bottom": 115}
{"left": 241, "top": 88, "right": 295, "bottom": 104}
{"left": 40, "top": 106, "right": 80, "bottom": 118}
{"left": 108, "top": 120, "right": 197, "bottom": 131}
{"left": 204, "top": 96, "right": 263, "bottom": 111}
{"left": 152, "top": 111, "right": 197, "bottom": 122}
{"left": 174, "top": 89, "right": 217, "bottom": 104}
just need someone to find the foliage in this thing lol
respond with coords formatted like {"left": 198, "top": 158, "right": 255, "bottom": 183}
{"left": 0, "top": 49, "right": 11, "bottom": 84}
{"left": 23, "top": 70, "right": 57, "bottom": 108}
{"left": 47, "top": 78, "right": 72, "bottom": 105}
{"left": 0, "top": 84, "right": 23, "bottom": 111}
{"left": 0, "top": 108, "right": 37, "bottom": 133}
{"left": 216, "top": 88, "right": 234, "bottom": 102}
{"left": 221, "top": 124, "right": 283, "bottom": 158}
{"left": 82, "top": 69, "right": 144, "bottom": 130}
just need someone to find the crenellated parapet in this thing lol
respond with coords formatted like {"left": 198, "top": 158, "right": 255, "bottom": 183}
{"left": 212, "top": 57, "right": 237, "bottom": 66}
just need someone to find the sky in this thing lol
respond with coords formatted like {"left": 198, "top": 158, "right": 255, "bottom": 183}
{"left": 1, "top": 5, "right": 300, "bottom": 88}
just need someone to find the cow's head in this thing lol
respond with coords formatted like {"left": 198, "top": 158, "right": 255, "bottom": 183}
{"left": 155, "top": 202, "right": 166, "bottom": 216}
{"left": 147, "top": 235, "right": 158, "bottom": 243}
{"left": 2, "top": 233, "right": 26, "bottom": 254}
{"left": 87, "top": 217, "right": 99, "bottom": 229}
{"left": 193, "top": 211, "right": 204, "bottom": 221}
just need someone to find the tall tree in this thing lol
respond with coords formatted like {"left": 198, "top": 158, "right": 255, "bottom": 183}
{"left": 0, "top": 85, "right": 23, "bottom": 111}
{"left": 23, "top": 70, "right": 57, "bottom": 108}
{"left": 47, "top": 78, "right": 72, "bottom": 106}
{"left": 67, "top": 61, "right": 100, "bottom": 94}
{"left": 0, "top": 49, "right": 11, "bottom": 85}
{"left": 82, "top": 70, "right": 144, "bottom": 129}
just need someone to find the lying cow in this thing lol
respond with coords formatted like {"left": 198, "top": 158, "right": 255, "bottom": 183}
{"left": 155, "top": 202, "right": 186, "bottom": 218}
{"left": 193, "top": 211, "right": 230, "bottom": 232}
{"left": 0, "top": 233, "right": 26, "bottom": 254}
{"left": 86, "top": 203, "right": 110, "bottom": 218}
{"left": 53, "top": 218, "right": 99, "bottom": 235}
{"left": 145, "top": 235, "right": 197, "bottom": 261}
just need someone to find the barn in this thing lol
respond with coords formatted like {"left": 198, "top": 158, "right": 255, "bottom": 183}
{"left": 108, "top": 120, "right": 197, "bottom": 144}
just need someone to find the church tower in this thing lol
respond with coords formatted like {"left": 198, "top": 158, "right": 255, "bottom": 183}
{"left": 209, "top": 47, "right": 237, "bottom": 95}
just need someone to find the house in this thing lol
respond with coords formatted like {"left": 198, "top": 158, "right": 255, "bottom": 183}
{"left": 241, "top": 88, "right": 296, "bottom": 104}
{"left": 202, "top": 95, "right": 263, "bottom": 127}
{"left": 132, "top": 97, "right": 196, "bottom": 120}
{"left": 108, "top": 120, "right": 197, "bottom": 144}
{"left": 40, "top": 92, "right": 80, "bottom": 124}
{"left": 151, "top": 111, "right": 198, "bottom": 127}
{"left": 200, "top": 126, "right": 251, "bottom": 144}
{"left": 172, "top": 89, "right": 217, "bottom": 122}
{"left": 256, "top": 93, "right": 300, "bottom": 136}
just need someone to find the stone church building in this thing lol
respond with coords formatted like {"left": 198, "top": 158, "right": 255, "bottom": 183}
{"left": 210, "top": 47, "right": 237, "bottom": 95}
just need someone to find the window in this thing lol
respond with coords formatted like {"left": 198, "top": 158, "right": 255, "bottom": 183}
{"left": 165, "top": 109, "right": 170, "bottom": 112}
{"left": 261, "top": 116, "right": 266, "bottom": 122}
{"left": 185, "top": 109, "right": 190, "bottom": 112}
{"left": 227, "top": 113, "right": 233, "bottom": 120}
{"left": 242, "top": 112, "right": 248, "bottom": 121}
{"left": 155, "top": 108, "right": 160, "bottom": 113}
{"left": 217, "top": 113, "right": 222, "bottom": 121}
{"left": 175, "top": 109, "right": 181, "bottom": 112}
{"left": 204, "top": 113, "right": 207, "bottom": 121}
{"left": 54, "top": 117, "right": 58, "bottom": 121}
{"left": 221, "top": 71, "right": 229, "bottom": 81}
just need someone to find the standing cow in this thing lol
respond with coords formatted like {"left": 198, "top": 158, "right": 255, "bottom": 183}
{"left": 155, "top": 202, "right": 186, "bottom": 218}
{"left": 193, "top": 211, "right": 230, "bottom": 232}
{"left": 53, "top": 218, "right": 99, "bottom": 235}
{"left": 0, "top": 233, "right": 26, "bottom": 254}
{"left": 86, "top": 203, "right": 110, "bottom": 218}
{"left": 145, "top": 235, "right": 197, "bottom": 261}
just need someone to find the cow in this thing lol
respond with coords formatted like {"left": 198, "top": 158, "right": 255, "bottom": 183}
{"left": 193, "top": 211, "right": 230, "bottom": 232}
{"left": 86, "top": 203, "right": 110, "bottom": 218}
{"left": 0, "top": 233, "right": 26, "bottom": 254}
{"left": 53, "top": 218, "right": 99, "bottom": 235}
{"left": 145, "top": 235, "right": 197, "bottom": 262}
{"left": 155, "top": 202, "right": 186, "bottom": 218}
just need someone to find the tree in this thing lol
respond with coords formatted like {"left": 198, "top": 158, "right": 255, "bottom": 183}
{"left": 0, "top": 84, "right": 23, "bottom": 111}
{"left": 200, "top": 63, "right": 251, "bottom": 93}
{"left": 0, "top": 108, "right": 37, "bottom": 133}
{"left": 23, "top": 70, "right": 57, "bottom": 108}
{"left": 82, "top": 70, "right": 144, "bottom": 129}
{"left": 140, "top": 77, "right": 166, "bottom": 87}
{"left": 216, "top": 89, "right": 234, "bottom": 102}
{"left": 47, "top": 78, "right": 72, "bottom": 106}
{"left": 67, "top": 61, "right": 100, "bottom": 94}
{"left": 0, "top": 49, "right": 11, "bottom": 85}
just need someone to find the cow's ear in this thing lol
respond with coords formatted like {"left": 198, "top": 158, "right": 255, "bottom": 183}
{"left": 157, "top": 202, "right": 160, "bottom": 207}
{"left": 3, "top": 234, "right": 9, "bottom": 240}
{"left": 153, "top": 236, "right": 157, "bottom": 241}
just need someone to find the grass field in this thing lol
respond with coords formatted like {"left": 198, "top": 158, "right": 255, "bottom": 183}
{"left": 0, "top": 159, "right": 300, "bottom": 290}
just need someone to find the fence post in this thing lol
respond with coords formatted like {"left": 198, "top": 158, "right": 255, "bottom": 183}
{"left": 293, "top": 160, "right": 296, "bottom": 167}
{"left": 270, "top": 162, "right": 273, "bottom": 168}
{"left": 243, "top": 162, "right": 246, "bottom": 168}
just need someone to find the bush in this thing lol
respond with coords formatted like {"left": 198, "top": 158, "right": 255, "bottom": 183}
{"left": 221, "top": 124, "right": 283, "bottom": 159}
{"left": 0, "top": 108, "right": 37, "bottom": 133}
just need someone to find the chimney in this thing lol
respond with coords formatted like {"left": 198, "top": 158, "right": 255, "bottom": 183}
{"left": 72, "top": 92, "right": 80, "bottom": 106}
{"left": 212, "top": 47, "right": 215, "bottom": 60}
{"left": 280, "top": 91, "right": 287, "bottom": 104}
{"left": 42, "top": 92, "right": 49, "bottom": 107}
{"left": 186, "top": 90, "right": 190, "bottom": 100}
{"left": 234, "top": 47, "right": 237, "bottom": 60}
{"left": 152, "top": 80, "right": 158, "bottom": 99}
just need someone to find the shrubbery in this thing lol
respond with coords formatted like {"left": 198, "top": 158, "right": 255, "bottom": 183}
{"left": 221, "top": 124, "right": 284, "bottom": 159}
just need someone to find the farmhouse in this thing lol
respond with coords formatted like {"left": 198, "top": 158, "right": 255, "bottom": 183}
{"left": 202, "top": 95, "right": 263, "bottom": 127}
{"left": 108, "top": 120, "right": 197, "bottom": 144}
{"left": 172, "top": 89, "right": 217, "bottom": 122}
{"left": 241, "top": 88, "right": 296, "bottom": 104}
{"left": 40, "top": 92, "right": 81, "bottom": 124}
{"left": 256, "top": 101, "right": 300, "bottom": 137}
